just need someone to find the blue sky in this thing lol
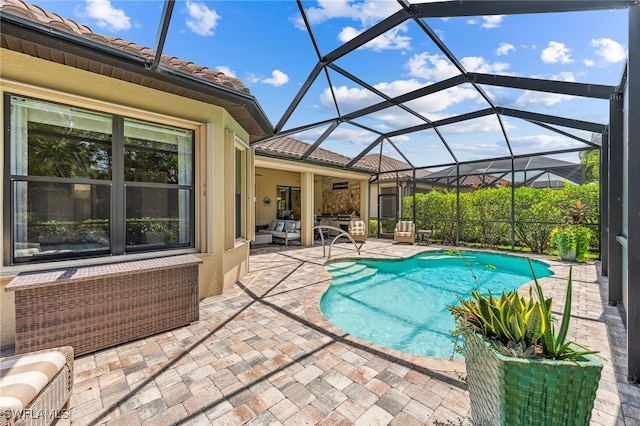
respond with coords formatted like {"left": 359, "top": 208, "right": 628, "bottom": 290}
{"left": 30, "top": 0, "right": 629, "bottom": 168}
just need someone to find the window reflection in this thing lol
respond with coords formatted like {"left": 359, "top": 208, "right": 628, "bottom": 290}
{"left": 13, "top": 181, "right": 110, "bottom": 259}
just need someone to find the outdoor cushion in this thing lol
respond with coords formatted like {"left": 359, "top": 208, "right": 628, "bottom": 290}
{"left": 0, "top": 350, "right": 67, "bottom": 410}
{"left": 275, "top": 221, "right": 285, "bottom": 232}
{"left": 285, "top": 221, "right": 297, "bottom": 231}
{"left": 268, "top": 220, "right": 277, "bottom": 231}
{"left": 396, "top": 221, "right": 415, "bottom": 232}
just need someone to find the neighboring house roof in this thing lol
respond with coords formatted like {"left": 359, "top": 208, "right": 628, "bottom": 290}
{"left": 418, "top": 156, "right": 584, "bottom": 188}
{"left": 0, "top": 0, "right": 273, "bottom": 142}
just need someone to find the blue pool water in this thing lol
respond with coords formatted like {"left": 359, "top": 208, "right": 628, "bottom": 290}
{"left": 321, "top": 251, "right": 553, "bottom": 358}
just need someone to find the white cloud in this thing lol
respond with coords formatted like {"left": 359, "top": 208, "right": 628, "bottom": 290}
{"left": 338, "top": 24, "right": 411, "bottom": 51}
{"left": 320, "top": 79, "right": 479, "bottom": 128}
{"left": 185, "top": 1, "right": 220, "bottom": 36}
{"left": 482, "top": 15, "right": 504, "bottom": 29}
{"left": 516, "top": 72, "right": 575, "bottom": 106}
{"left": 516, "top": 91, "right": 570, "bottom": 107}
{"left": 296, "top": 0, "right": 402, "bottom": 29}
{"left": 551, "top": 72, "right": 576, "bottom": 82}
{"left": 215, "top": 66, "right": 236, "bottom": 78}
{"left": 328, "top": 126, "right": 379, "bottom": 146}
{"left": 496, "top": 42, "right": 515, "bottom": 56}
{"left": 590, "top": 38, "right": 627, "bottom": 63}
{"left": 583, "top": 59, "right": 596, "bottom": 67}
{"left": 466, "top": 15, "right": 504, "bottom": 28}
{"left": 460, "top": 56, "right": 510, "bottom": 74}
{"left": 406, "top": 53, "right": 510, "bottom": 80}
{"left": 441, "top": 115, "right": 512, "bottom": 135}
{"left": 261, "top": 70, "right": 290, "bottom": 87}
{"left": 510, "top": 134, "right": 583, "bottom": 151}
{"left": 541, "top": 41, "right": 573, "bottom": 64}
{"left": 406, "top": 52, "right": 459, "bottom": 80}
{"left": 80, "top": 0, "right": 131, "bottom": 32}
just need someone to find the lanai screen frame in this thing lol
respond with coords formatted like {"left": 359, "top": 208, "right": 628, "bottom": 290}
{"left": 9, "top": 0, "right": 637, "bottom": 386}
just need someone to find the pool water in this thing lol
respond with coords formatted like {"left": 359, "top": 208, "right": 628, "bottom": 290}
{"left": 321, "top": 251, "right": 553, "bottom": 358}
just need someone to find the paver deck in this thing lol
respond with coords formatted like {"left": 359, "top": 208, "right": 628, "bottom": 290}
{"left": 61, "top": 241, "right": 638, "bottom": 425}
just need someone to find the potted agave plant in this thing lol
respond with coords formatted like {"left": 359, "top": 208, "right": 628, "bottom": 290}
{"left": 450, "top": 260, "right": 602, "bottom": 426}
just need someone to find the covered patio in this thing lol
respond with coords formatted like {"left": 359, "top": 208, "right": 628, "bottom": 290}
{"left": 64, "top": 241, "right": 637, "bottom": 425}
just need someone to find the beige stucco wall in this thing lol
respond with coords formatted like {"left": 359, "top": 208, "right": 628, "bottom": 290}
{"left": 0, "top": 49, "right": 252, "bottom": 350}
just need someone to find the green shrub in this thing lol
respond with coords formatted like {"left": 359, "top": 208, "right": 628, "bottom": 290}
{"left": 406, "top": 184, "right": 600, "bottom": 255}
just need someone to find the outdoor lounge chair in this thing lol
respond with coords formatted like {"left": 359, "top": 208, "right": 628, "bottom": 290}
{"left": 394, "top": 221, "right": 415, "bottom": 244}
{"left": 0, "top": 346, "right": 74, "bottom": 426}
{"left": 349, "top": 220, "right": 367, "bottom": 248}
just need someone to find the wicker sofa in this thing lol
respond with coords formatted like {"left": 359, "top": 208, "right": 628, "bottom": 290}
{"left": 0, "top": 346, "right": 74, "bottom": 426}
{"left": 258, "top": 219, "right": 301, "bottom": 246}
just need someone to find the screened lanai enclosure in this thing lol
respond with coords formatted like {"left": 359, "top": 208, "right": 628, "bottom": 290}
{"left": 173, "top": 0, "right": 640, "bottom": 384}
{"left": 3, "top": 0, "right": 639, "bottom": 382}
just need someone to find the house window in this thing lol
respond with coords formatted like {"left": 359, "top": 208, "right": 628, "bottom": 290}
{"left": 4, "top": 94, "right": 194, "bottom": 264}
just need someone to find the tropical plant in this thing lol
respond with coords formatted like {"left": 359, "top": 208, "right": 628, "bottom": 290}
{"left": 450, "top": 259, "right": 598, "bottom": 360}
{"left": 368, "top": 218, "right": 379, "bottom": 237}
{"left": 549, "top": 200, "right": 593, "bottom": 262}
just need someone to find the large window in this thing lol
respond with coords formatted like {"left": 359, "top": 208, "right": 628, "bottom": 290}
{"left": 4, "top": 95, "right": 194, "bottom": 264}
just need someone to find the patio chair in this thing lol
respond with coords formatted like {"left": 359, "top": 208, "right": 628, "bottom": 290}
{"left": 349, "top": 220, "right": 367, "bottom": 248}
{"left": 394, "top": 221, "right": 415, "bottom": 244}
{"left": 0, "top": 346, "right": 74, "bottom": 426}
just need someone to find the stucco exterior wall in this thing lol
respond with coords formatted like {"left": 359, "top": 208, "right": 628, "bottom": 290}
{"left": 0, "top": 49, "right": 252, "bottom": 351}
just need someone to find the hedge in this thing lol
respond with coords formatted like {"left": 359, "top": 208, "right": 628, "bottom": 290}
{"left": 399, "top": 184, "right": 599, "bottom": 254}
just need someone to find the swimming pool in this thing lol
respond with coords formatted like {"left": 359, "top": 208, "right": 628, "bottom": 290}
{"left": 321, "top": 250, "right": 553, "bottom": 358}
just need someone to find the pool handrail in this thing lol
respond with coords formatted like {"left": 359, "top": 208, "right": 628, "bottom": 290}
{"left": 313, "top": 225, "right": 361, "bottom": 259}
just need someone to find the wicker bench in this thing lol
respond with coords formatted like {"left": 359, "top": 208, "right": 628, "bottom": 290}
{"left": 5, "top": 255, "right": 202, "bottom": 356}
{"left": 0, "top": 346, "right": 73, "bottom": 426}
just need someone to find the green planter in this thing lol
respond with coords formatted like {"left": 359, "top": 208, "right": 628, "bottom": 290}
{"left": 463, "top": 333, "right": 602, "bottom": 426}
{"left": 556, "top": 235, "right": 577, "bottom": 262}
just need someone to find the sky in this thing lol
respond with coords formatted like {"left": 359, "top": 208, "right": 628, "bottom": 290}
{"left": 28, "top": 0, "right": 630, "bottom": 169}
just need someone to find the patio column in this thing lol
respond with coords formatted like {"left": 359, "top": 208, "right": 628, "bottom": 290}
{"left": 301, "top": 172, "right": 314, "bottom": 246}
{"left": 626, "top": 2, "right": 640, "bottom": 383}
{"left": 608, "top": 97, "right": 623, "bottom": 302}
{"left": 600, "top": 129, "right": 609, "bottom": 275}
{"left": 360, "top": 180, "right": 369, "bottom": 224}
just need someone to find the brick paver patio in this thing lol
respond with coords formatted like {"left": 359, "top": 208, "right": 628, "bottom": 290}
{"left": 64, "top": 241, "right": 638, "bottom": 425}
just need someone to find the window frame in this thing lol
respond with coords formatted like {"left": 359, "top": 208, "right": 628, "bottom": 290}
{"left": 3, "top": 93, "right": 196, "bottom": 265}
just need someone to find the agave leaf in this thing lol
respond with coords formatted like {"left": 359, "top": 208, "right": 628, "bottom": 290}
{"left": 488, "top": 307, "right": 509, "bottom": 340}
{"left": 555, "top": 266, "right": 573, "bottom": 350}
{"left": 525, "top": 303, "right": 544, "bottom": 345}
{"left": 529, "top": 259, "right": 556, "bottom": 354}
{"left": 476, "top": 296, "right": 493, "bottom": 327}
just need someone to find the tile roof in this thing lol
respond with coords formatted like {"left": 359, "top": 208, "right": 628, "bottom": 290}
{"left": 255, "top": 137, "right": 356, "bottom": 169}
{"left": 255, "top": 137, "right": 433, "bottom": 178}
{"left": 0, "top": 0, "right": 249, "bottom": 93}
{"left": 356, "top": 154, "right": 432, "bottom": 181}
